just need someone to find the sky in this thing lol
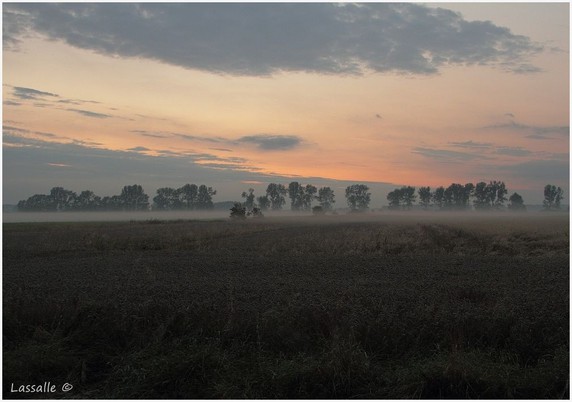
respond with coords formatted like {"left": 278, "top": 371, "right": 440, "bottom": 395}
{"left": 2, "top": 2, "right": 569, "bottom": 207}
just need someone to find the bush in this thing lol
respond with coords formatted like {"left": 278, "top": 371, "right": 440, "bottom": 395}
{"left": 229, "top": 203, "right": 247, "bottom": 220}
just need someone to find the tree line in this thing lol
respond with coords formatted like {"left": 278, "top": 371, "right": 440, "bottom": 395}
{"left": 15, "top": 181, "right": 564, "bottom": 213}
{"left": 234, "top": 182, "right": 371, "bottom": 213}
{"left": 16, "top": 184, "right": 216, "bottom": 212}
{"left": 386, "top": 182, "right": 564, "bottom": 211}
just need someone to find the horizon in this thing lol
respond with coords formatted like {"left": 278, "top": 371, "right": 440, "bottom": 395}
{"left": 3, "top": 3, "right": 569, "bottom": 206}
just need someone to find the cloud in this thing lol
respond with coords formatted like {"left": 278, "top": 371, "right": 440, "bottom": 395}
{"left": 4, "top": 100, "right": 22, "bottom": 106}
{"left": 238, "top": 134, "right": 302, "bottom": 150}
{"left": 127, "top": 146, "right": 150, "bottom": 152}
{"left": 3, "top": 125, "right": 63, "bottom": 140}
{"left": 496, "top": 146, "right": 532, "bottom": 157}
{"left": 131, "top": 130, "right": 170, "bottom": 139}
{"left": 175, "top": 133, "right": 227, "bottom": 144}
{"left": 412, "top": 147, "right": 489, "bottom": 162}
{"left": 4, "top": 3, "right": 543, "bottom": 76}
{"left": 448, "top": 140, "right": 492, "bottom": 149}
{"left": 525, "top": 134, "right": 554, "bottom": 140}
{"left": 67, "top": 108, "right": 112, "bottom": 119}
{"left": 481, "top": 120, "right": 569, "bottom": 137}
{"left": 13, "top": 86, "right": 59, "bottom": 100}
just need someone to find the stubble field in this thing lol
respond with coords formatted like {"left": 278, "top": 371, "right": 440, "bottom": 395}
{"left": 2, "top": 212, "right": 569, "bottom": 398}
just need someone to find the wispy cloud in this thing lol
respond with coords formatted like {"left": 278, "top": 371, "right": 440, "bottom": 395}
{"left": 4, "top": 3, "right": 543, "bottom": 76}
{"left": 238, "top": 134, "right": 302, "bottom": 150}
{"left": 412, "top": 147, "right": 490, "bottom": 162}
{"left": 448, "top": 140, "right": 492, "bottom": 149}
{"left": 481, "top": 120, "right": 569, "bottom": 138}
{"left": 67, "top": 108, "right": 112, "bottom": 119}
{"left": 13, "top": 86, "right": 59, "bottom": 100}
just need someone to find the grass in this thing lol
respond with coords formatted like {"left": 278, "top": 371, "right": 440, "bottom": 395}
{"left": 3, "top": 212, "right": 569, "bottom": 398}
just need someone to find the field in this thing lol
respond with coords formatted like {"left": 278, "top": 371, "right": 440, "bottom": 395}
{"left": 3, "top": 212, "right": 569, "bottom": 399}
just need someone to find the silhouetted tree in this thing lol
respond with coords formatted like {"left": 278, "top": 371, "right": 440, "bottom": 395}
{"left": 401, "top": 186, "right": 416, "bottom": 209}
{"left": 76, "top": 190, "right": 101, "bottom": 211}
{"left": 196, "top": 185, "right": 216, "bottom": 209}
{"left": 248, "top": 207, "right": 264, "bottom": 218}
{"left": 442, "top": 183, "right": 472, "bottom": 210}
{"left": 288, "top": 181, "right": 304, "bottom": 210}
{"left": 543, "top": 184, "right": 564, "bottom": 210}
{"left": 473, "top": 181, "right": 506, "bottom": 210}
{"left": 266, "top": 183, "right": 287, "bottom": 210}
{"left": 302, "top": 184, "right": 317, "bottom": 211}
{"left": 241, "top": 188, "right": 256, "bottom": 209}
{"left": 50, "top": 187, "right": 77, "bottom": 211}
{"left": 153, "top": 187, "right": 181, "bottom": 210}
{"left": 101, "top": 195, "right": 123, "bottom": 211}
{"left": 17, "top": 194, "right": 54, "bottom": 211}
{"left": 179, "top": 184, "right": 198, "bottom": 210}
{"left": 492, "top": 181, "right": 507, "bottom": 209}
{"left": 257, "top": 195, "right": 270, "bottom": 211}
{"left": 120, "top": 185, "right": 149, "bottom": 211}
{"left": 418, "top": 186, "right": 432, "bottom": 210}
{"left": 508, "top": 192, "right": 526, "bottom": 211}
{"left": 316, "top": 186, "right": 335, "bottom": 211}
{"left": 345, "top": 184, "right": 371, "bottom": 212}
{"left": 433, "top": 186, "right": 445, "bottom": 210}
{"left": 386, "top": 189, "right": 401, "bottom": 210}
{"left": 229, "top": 202, "right": 247, "bottom": 219}
{"left": 473, "top": 182, "right": 489, "bottom": 210}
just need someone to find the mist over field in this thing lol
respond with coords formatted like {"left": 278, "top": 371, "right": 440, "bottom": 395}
{"left": 3, "top": 208, "right": 564, "bottom": 224}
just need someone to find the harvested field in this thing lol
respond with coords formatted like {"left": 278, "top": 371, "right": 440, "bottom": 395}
{"left": 3, "top": 212, "right": 569, "bottom": 398}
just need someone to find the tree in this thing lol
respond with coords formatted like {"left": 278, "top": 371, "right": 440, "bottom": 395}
{"left": 17, "top": 194, "right": 54, "bottom": 211}
{"left": 76, "top": 190, "right": 101, "bottom": 211}
{"left": 248, "top": 207, "right": 264, "bottom": 218}
{"left": 257, "top": 195, "right": 270, "bottom": 211}
{"left": 473, "top": 182, "right": 489, "bottom": 210}
{"left": 266, "top": 183, "right": 287, "bottom": 210}
{"left": 288, "top": 181, "right": 304, "bottom": 210}
{"left": 241, "top": 188, "right": 256, "bottom": 209}
{"left": 418, "top": 186, "right": 432, "bottom": 210}
{"left": 473, "top": 181, "right": 506, "bottom": 210}
{"left": 543, "top": 184, "right": 564, "bottom": 210}
{"left": 120, "top": 185, "right": 149, "bottom": 211}
{"left": 345, "top": 184, "right": 371, "bottom": 212}
{"left": 316, "top": 187, "right": 335, "bottom": 211}
{"left": 508, "top": 192, "right": 526, "bottom": 211}
{"left": 196, "top": 185, "right": 216, "bottom": 209}
{"left": 179, "top": 184, "right": 198, "bottom": 210}
{"left": 433, "top": 186, "right": 445, "bottom": 210}
{"left": 400, "top": 186, "right": 416, "bottom": 210}
{"left": 153, "top": 187, "right": 181, "bottom": 210}
{"left": 463, "top": 183, "right": 475, "bottom": 208}
{"left": 101, "top": 195, "right": 123, "bottom": 211}
{"left": 386, "top": 189, "right": 401, "bottom": 210}
{"left": 229, "top": 202, "right": 247, "bottom": 220}
{"left": 442, "top": 183, "right": 472, "bottom": 210}
{"left": 50, "top": 187, "right": 77, "bottom": 211}
{"left": 492, "top": 181, "right": 507, "bottom": 209}
{"left": 302, "top": 184, "right": 317, "bottom": 211}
